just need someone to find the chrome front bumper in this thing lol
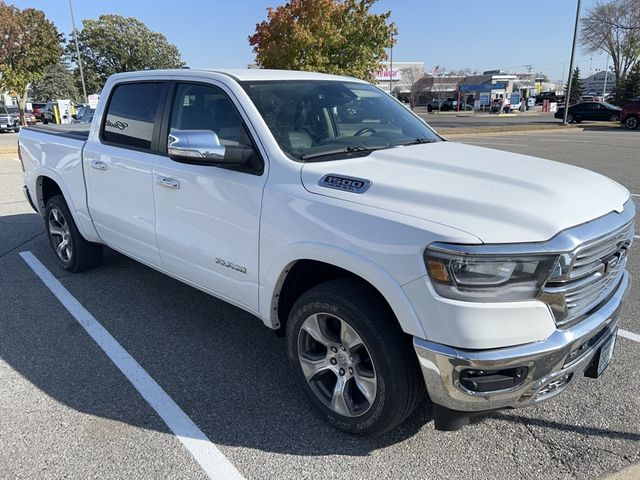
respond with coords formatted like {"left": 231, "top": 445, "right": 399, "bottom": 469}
{"left": 414, "top": 271, "right": 630, "bottom": 413}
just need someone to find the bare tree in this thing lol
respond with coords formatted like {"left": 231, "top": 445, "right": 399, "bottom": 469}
{"left": 431, "top": 76, "right": 451, "bottom": 112}
{"left": 580, "top": 0, "right": 640, "bottom": 90}
{"left": 400, "top": 67, "right": 424, "bottom": 110}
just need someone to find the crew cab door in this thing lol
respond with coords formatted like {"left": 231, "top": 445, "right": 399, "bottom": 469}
{"left": 152, "top": 81, "right": 266, "bottom": 311}
{"left": 83, "top": 81, "right": 168, "bottom": 267}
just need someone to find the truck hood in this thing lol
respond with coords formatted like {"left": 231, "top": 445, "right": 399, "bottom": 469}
{"left": 300, "top": 141, "right": 629, "bottom": 244}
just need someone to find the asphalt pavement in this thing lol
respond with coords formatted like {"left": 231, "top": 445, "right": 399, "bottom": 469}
{"left": 1, "top": 127, "right": 639, "bottom": 479}
{"left": 416, "top": 110, "right": 559, "bottom": 129}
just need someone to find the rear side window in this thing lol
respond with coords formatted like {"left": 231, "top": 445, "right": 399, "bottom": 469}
{"left": 103, "top": 82, "right": 164, "bottom": 150}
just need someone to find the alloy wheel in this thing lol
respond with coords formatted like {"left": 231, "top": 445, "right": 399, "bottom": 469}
{"left": 48, "top": 208, "right": 72, "bottom": 262}
{"left": 297, "top": 313, "right": 377, "bottom": 417}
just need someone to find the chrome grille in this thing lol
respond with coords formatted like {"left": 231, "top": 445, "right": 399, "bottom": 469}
{"left": 542, "top": 219, "right": 634, "bottom": 327}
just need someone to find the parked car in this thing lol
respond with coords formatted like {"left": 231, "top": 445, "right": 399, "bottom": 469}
{"left": 31, "top": 102, "right": 47, "bottom": 122}
{"left": 72, "top": 105, "right": 95, "bottom": 124}
{"left": 577, "top": 95, "right": 602, "bottom": 103}
{"left": 427, "top": 97, "right": 471, "bottom": 112}
{"left": 0, "top": 106, "right": 20, "bottom": 132}
{"left": 535, "top": 91, "right": 560, "bottom": 104}
{"left": 41, "top": 101, "right": 56, "bottom": 124}
{"left": 18, "top": 69, "right": 635, "bottom": 434}
{"left": 620, "top": 97, "right": 640, "bottom": 130}
{"left": 8, "top": 106, "right": 37, "bottom": 126}
{"left": 554, "top": 101, "right": 622, "bottom": 123}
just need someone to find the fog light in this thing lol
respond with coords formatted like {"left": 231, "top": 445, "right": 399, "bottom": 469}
{"left": 459, "top": 367, "right": 528, "bottom": 393}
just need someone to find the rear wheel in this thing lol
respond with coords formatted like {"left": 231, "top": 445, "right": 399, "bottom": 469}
{"left": 45, "top": 195, "right": 103, "bottom": 272}
{"left": 286, "top": 278, "right": 425, "bottom": 435}
{"left": 625, "top": 116, "right": 638, "bottom": 130}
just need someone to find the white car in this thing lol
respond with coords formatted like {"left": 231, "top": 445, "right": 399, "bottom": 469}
{"left": 18, "top": 69, "right": 635, "bottom": 434}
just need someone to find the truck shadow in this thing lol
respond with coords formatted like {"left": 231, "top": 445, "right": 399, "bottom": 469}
{"left": 0, "top": 217, "right": 430, "bottom": 456}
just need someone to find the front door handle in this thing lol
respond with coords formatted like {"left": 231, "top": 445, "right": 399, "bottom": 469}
{"left": 155, "top": 175, "right": 180, "bottom": 190}
{"left": 90, "top": 159, "right": 107, "bottom": 171}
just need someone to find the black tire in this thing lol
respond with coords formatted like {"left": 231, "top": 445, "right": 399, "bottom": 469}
{"left": 45, "top": 195, "right": 103, "bottom": 272}
{"left": 286, "top": 278, "right": 425, "bottom": 435}
{"left": 609, "top": 114, "right": 620, "bottom": 122}
{"left": 13, "top": 127, "right": 20, "bottom": 133}
{"left": 625, "top": 116, "right": 639, "bottom": 130}
{"left": 567, "top": 113, "right": 574, "bottom": 123}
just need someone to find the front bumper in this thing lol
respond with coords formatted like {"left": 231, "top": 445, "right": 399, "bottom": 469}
{"left": 414, "top": 270, "right": 630, "bottom": 412}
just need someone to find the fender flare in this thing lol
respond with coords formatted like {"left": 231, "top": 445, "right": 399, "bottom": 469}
{"left": 35, "top": 169, "right": 101, "bottom": 243}
{"left": 259, "top": 242, "right": 427, "bottom": 339}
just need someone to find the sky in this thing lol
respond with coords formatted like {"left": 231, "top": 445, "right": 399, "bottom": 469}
{"left": 11, "top": 0, "right": 610, "bottom": 82}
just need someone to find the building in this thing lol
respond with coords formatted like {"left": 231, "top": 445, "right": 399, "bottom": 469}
{"left": 583, "top": 70, "right": 616, "bottom": 96}
{"left": 373, "top": 61, "right": 425, "bottom": 95}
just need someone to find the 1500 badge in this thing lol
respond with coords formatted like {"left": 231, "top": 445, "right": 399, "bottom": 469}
{"left": 319, "top": 174, "right": 371, "bottom": 193}
{"left": 215, "top": 258, "right": 247, "bottom": 274}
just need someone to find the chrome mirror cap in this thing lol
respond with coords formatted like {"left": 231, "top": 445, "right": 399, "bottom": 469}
{"left": 168, "top": 129, "right": 225, "bottom": 161}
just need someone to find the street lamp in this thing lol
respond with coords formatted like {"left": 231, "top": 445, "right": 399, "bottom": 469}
{"left": 69, "top": 0, "right": 88, "bottom": 104}
{"left": 562, "top": 0, "right": 581, "bottom": 126}
{"left": 389, "top": 32, "right": 397, "bottom": 95}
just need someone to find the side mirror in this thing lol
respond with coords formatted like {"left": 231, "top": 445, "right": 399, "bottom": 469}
{"left": 167, "top": 129, "right": 253, "bottom": 166}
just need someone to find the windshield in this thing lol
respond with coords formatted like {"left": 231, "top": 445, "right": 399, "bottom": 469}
{"left": 242, "top": 80, "right": 440, "bottom": 161}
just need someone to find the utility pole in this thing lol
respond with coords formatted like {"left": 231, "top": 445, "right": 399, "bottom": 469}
{"left": 563, "top": 0, "right": 581, "bottom": 126}
{"left": 602, "top": 55, "right": 609, "bottom": 97}
{"left": 69, "top": 0, "right": 88, "bottom": 104}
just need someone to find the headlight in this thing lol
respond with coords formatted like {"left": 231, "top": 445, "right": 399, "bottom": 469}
{"left": 425, "top": 245, "right": 559, "bottom": 302}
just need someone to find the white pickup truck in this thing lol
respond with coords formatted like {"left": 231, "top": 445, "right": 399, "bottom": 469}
{"left": 19, "top": 69, "right": 634, "bottom": 434}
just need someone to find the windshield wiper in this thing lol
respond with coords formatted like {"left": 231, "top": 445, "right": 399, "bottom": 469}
{"left": 301, "top": 145, "right": 385, "bottom": 161}
{"left": 390, "top": 138, "right": 437, "bottom": 147}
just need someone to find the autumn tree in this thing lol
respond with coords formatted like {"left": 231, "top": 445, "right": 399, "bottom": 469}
{"left": 0, "top": 4, "right": 62, "bottom": 123}
{"left": 580, "top": 0, "right": 640, "bottom": 96}
{"left": 67, "top": 15, "right": 184, "bottom": 94}
{"left": 30, "top": 63, "right": 80, "bottom": 102}
{"left": 249, "top": 0, "right": 396, "bottom": 80}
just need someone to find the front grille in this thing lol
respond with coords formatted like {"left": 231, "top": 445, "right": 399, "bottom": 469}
{"left": 541, "top": 219, "right": 634, "bottom": 327}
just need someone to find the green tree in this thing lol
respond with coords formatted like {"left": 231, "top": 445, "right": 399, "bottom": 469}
{"left": 0, "top": 4, "right": 62, "bottom": 123}
{"left": 68, "top": 15, "right": 184, "bottom": 94}
{"left": 30, "top": 63, "right": 80, "bottom": 102}
{"left": 619, "top": 62, "right": 640, "bottom": 103}
{"left": 565, "top": 67, "right": 584, "bottom": 104}
{"left": 249, "top": 0, "right": 396, "bottom": 80}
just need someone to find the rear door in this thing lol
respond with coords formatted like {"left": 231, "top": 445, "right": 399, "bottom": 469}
{"left": 83, "top": 81, "right": 168, "bottom": 267}
{"left": 152, "top": 81, "right": 267, "bottom": 311}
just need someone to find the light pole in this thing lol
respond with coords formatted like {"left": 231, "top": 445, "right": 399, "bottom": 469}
{"left": 389, "top": 33, "right": 395, "bottom": 95}
{"left": 562, "top": 0, "right": 581, "bottom": 126}
{"left": 69, "top": 0, "right": 88, "bottom": 104}
{"left": 602, "top": 55, "right": 609, "bottom": 97}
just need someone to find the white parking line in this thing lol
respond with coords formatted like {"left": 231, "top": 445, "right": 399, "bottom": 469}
{"left": 618, "top": 329, "right": 640, "bottom": 343}
{"left": 19, "top": 251, "right": 244, "bottom": 480}
{"left": 632, "top": 194, "right": 640, "bottom": 197}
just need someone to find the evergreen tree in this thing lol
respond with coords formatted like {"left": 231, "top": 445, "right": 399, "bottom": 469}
{"left": 619, "top": 62, "right": 640, "bottom": 104}
{"left": 565, "top": 67, "right": 584, "bottom": 104}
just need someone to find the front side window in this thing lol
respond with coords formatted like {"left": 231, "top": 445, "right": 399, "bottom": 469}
{"left": 169, "top": 83, "right": 250, "bottom": 147}
{"left": 103, "top": 82, "right": 164, "bottom": 150}
{"left": 242, "top": 80, "right": 440, "bottom": 161}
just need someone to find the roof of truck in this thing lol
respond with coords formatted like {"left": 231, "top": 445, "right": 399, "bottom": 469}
{"left": 109, "top": 68, "right": 368, "bottom": 84}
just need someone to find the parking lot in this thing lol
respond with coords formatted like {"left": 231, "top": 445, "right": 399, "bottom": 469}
{"left": 1, "top": 128, "right": 639, "bottom": 479}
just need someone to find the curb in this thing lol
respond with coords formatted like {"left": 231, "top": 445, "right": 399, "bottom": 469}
{"left": 603, "top": 463, "right": 640, "bottom": 480}
{"left": 438, "top": 126, "right": 585, "bottom": 138}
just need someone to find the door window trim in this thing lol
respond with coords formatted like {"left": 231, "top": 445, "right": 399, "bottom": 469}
{"left": 99, "top": 80, "right": 170, "bottom": 154}
{"left": 158, "top": 80, "right": 265, "bottom": 176}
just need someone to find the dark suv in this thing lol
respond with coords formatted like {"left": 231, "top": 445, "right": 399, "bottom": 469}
{"left": 621, "top": 98, "right": 640, "bottom": 130}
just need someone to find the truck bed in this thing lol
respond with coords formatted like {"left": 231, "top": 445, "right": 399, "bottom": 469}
{"left": 27, "top": 123, "right": 90, "bottom": 141}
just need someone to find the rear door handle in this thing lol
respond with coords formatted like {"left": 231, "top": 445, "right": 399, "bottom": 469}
{"left": 90, "top": 159, "right": 107, "bottom": 171}
{"left": 155, "top": 175, "right": 180, "bottom": 190}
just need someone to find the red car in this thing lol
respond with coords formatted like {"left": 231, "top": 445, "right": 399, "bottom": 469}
{"left": 621, "top": 98, "right": 640, "bottom": 130}
{"left": 31, "top": 102, "right": 47, "bottom": 122}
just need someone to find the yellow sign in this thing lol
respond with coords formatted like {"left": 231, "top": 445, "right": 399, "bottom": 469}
{"left": 535, "top": 83, "right": 542, "bottom": 93}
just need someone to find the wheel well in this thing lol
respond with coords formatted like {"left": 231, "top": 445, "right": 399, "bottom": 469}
{"left": 275, "top": 260, "right": 397, "bottom": 334}
{"left": 37, "top": 176, "right": 63, "bottom": 211}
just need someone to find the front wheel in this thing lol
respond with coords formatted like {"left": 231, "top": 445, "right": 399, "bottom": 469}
{"left": 625, "top": 116, "right": 638, "bottom": 130}
{"left": 286, "top": 278, "right": 425, "bottom": 435}
{"left": 567, "top": 113, "right": 574, "bottom": 123}
{"left": 609, "top": 114, "right": 620, "bottom": 122}
{"left": 45, "top": 195, "right": 103, "bottom": 272}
